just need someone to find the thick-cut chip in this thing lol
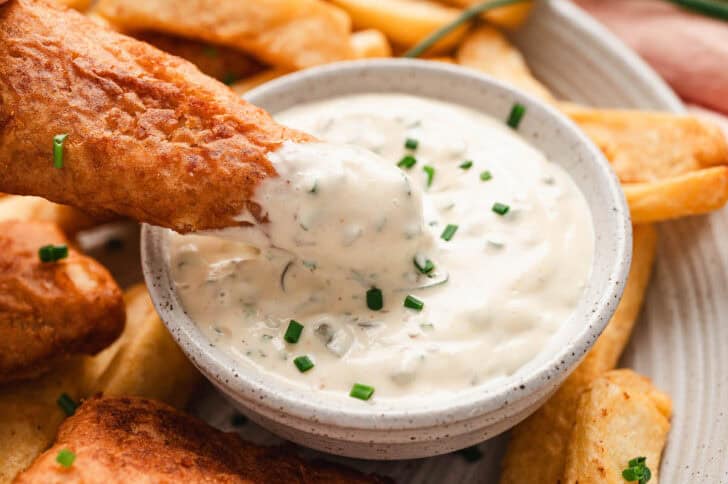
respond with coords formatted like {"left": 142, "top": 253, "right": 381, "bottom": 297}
{"left": 564, "top": 106, "right": 728, "bottom": 183}
{"left": 83, "top": 284, "right": 200, "bottom": 409}
{"left": 351, "top": 29, "right": 392, "bottom": 58}
{"left": 0, "top": 220, "right": 125, "bottom": 383}
{"left": 500, "top": 224, "right": 658, "bottom": 484}
{"left": 456, "top": 25, "right": 555, "bottom": 102}
{"left": 0, "top": 358, "right": 89, "bottom": 484}
{"left": 131, "top": 32, "right": 262, "bottom": 84}
{"left": 329, "top": 0, "right": 468, "bottom": 53}
{"left": 437, "top": 0, "right": 535, "bottom": 29}
{"left": 15, "top": 396, "right": 391, "bottom": 483}
{"left": 0, "top": 196, "right": 100, "bottom": 236}
{"left": 625, "top": 166, "right": 728, "bottom": 223}
{"left": 562, "top": 369, "right": 672, "bottom": 484}
{"left": 95, "top": 0, "right": 353, "bottom": 69}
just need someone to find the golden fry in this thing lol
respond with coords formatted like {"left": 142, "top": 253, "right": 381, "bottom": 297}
{"left": 49, "top": 0, "right": 91, "bottom": 10}
{"left": 0, "top": 358, "right": 89, "bottom": 484}
{"left": 456, "top": 25, "right": 555, "bottom": 102}
{"left": 0, "top": 220, "right": 125, "bottom": 384}
{"left": 437, "top": 0, "right": 535, "bottom": 29}
{"left": 625, "top": 166, "right": 728, "bottom": 223}
{"left": 0, "top": 196, "right": 100, "bottom": 236}
{"left": 562, "top": 369, "right": 672, "bottom": 484}
{"left": 83, "top": 284, "right": 200, "bottom": 409}
{"left": 131, "top": 32, "right": 262, "bottom": 83}
{"left": 500, "top": 224, "right": 658, "bottom": 484}
{"left": 16, "top": 396, "right": 390, "bottom": 483}
{"left": 95, "top": 0, "right": 353, "bottom": 69}
{"left": 329, "top": 0, "right": 468, "bottom": 53}
{"left": 565, "top": 106, "right": 728, "bottom": 183}
{"left": 351, "top": 29, "right": 392, "bottom": 58}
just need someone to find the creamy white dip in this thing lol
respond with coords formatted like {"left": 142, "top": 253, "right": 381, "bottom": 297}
{"left": 169, "top": 94, "right": 594, "bottom": 403}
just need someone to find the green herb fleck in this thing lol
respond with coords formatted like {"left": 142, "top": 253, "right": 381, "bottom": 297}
{"left": 350, "top": 383, "right": 375, "bottom": 400}
{"left": 398, "top": 155, "right": 417, "bottom": 169}
{"left": 53, "top": 133, "right": 68, "bottom": 169}
{"left": 39, "top": 244, "right": 69, "bottom": 263}
{"left": 459, "top": 160, "right": 473, "bottom": 170}
{"left": 404, "top": 295, "right": 424, "bottom": 311}
{"left": 57, "top": 393, "right": 77, "bottom": 416}
{"left": 480, "top": 170, "right": 492, "bottom": 181}
{"left": 441, "top": 224, "right": 458, "bottom": 241}
{"left": 622, "top": 456, "right": 652, "bottom": 484}
{"left": 405, "top": 138, "right": 419, "bottom": 150}
{"left": 203, "top": 45, "right": 219, "bottom": 57}
{"left": 293, "top": 355, "right": 315, "bottom": 373}
{"left": 56, "top": 448, "right": 76, "bottom": 468}
{"left": 366, "top": 287, "right": 383, "bottom": 311}
{"left": 420, "top": 323, "right": 435, "bottom": 331}
{"left": 423, "top": 165, "right": 435, "bottom": 187}
{"left": 507, "top": 103, "right": 526, "bottom": 129}
{"left": 492, "top": 202, "right": 510, "bottom": 216}
{"left": 413, "top": 256, "right": 435, "bottom": 275}
{"left": 284, "top": 320, "right": 304, "bottom": 344}
{"left": 223, "top": 72, "right": 238, "bottom": 85}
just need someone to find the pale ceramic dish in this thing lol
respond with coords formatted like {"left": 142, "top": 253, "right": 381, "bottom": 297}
{"left": 141, "top": 59, "right": 631, "bottom": 459}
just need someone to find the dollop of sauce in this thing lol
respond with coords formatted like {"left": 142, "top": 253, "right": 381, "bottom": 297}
{"left": 169, "top": 94, "right": 595, "bottom": 403}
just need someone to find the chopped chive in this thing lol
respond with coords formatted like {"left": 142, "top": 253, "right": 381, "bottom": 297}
{"left": 284, "top": 320, "right": 304, "bottom": 344}
{"left": 53, "top": 134, "right": 68, "bottom": 169}
{"left": 309, "top": 180, "right": 318, "bottom": 194}
{"left": 222, "top": 72, "right": 237, "bottom": 85}
{"left": 404, "top": 295, "right": 424, "bottom": 311}
{"left": 293, "top": 355, "right": 315, "bottom": 373}
{"left": 366, "top": 287, "right": 383, "bottom": 311}
{"left": 492, "top": 202, "right": 510, "bottom": 216}
{"left": 56, "top": 448, "right": 76, "bottom": 468}
{"left": 480, "top": 170, "right": 492, "bottom": 182}
{"left": 507, "top": 103, "right": 526, "bottom": 129}
{"left": 459, "top": 160, "right": 473, "bottom": 170}
{"left": 405, "top": 138, "right": 419, "bottom": 150}
{"left": 413, "top": 256, "right": 435, "bottom": 275}
{"left": 202, "top": 45, "right": 219, "bottom": 58}
{"left": 423, "top": 165, "right": 435, "bottom": 187}
{"left": 350, "top": 383, "right": 375, "bottom": 401}
{"left": 398, "top": 155, "right": 417, "bottom": 169}
{"left": 39, "top": 244, "right": 69, "bottom": 263}
{"left": 441, "top": 224, "right": 458, "bottom": 241}
{"left": 458, "top": 445, "right": 483, "bottom": 462}
{"left": 420, "top": 322, "right": 435, "bottom": 331}
{"left": 57, "top": 393, "right": 77, "bottom": 416}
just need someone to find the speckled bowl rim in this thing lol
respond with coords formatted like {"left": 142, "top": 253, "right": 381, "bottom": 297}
{"left": 142, "top": 59, "right": 632, "bottom": 430}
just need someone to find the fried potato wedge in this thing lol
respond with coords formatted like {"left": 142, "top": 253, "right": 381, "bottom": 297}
{"left": 83, "top": 284, "right": 200, "bottom": 408}
{"left": 329, "top": 0, "right": 468, "bottom": 53}
{"left": 0, "top": 196, "right": 100, "bottom": 236}
{"left": 438, "top": 0, "right": 535, "bottom": 29}
{"left": 95, "top": 0, "right": 353, "bottom": 70}
{"left": 49, "top": 0, "right": 90, "bottom": 10}
{"left": 131, "top": 32, "right": 262, "bottom": 84}
{"left": 0, "top": 220, "right": 125, "bottom": 383}
{"left": 456, "top": 25, "right": 555, "bottom": 102}
{"left": 500, "top": 224, "right": 658, "bottom": 484}
{"left": 564, "top": 106, "right": 728, "bottom": 183}
{"left": 562, "top": 369, "right": 672, "bottom": 484}
{"left": 625, "top": 166, "right": 728, "bottom": 223}
{"left": 0, "top": 0, "right": 312, "bottom": 233}
{"left": 351, "top": 29, "right": 392, "bottom": 58}
{"left": 16, "top": 396, "right": 391, "bottom": 483}
{"left": 0, "top": 358, "right": 88, "bottom": 484}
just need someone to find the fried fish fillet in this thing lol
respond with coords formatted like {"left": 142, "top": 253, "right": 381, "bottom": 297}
{"left": 95, "top": 0, "right": 353, "bottom": 70}
{"left": 0, "top": 0, "right": 311, "bottom": 234}
{"left": 0, "top": 220, "right": 125, "bottom": 383}
{"left": 562, "top": 369, "right": 672, "bottom": 484}
{"left": 15, "top": 396, "right": 391, "bottom": 484}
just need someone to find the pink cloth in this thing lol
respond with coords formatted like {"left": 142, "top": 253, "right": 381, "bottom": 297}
{"left": 574, "top": 0, "right": 728, "bottom": 116}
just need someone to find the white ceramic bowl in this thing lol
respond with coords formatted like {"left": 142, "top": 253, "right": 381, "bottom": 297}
{"left": 141, "top": 59, "right": 631, "bottom": 459}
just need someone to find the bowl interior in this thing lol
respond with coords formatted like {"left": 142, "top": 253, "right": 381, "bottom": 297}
{"left": 142, "top": 59, "right": 631, "bottom": 429}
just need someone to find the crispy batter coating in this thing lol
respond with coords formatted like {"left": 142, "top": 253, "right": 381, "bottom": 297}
{"left": 15, "top": 396, "right": 391, "bottom": 484}
{"left": 0, "top": 0, "right": 311, "bottom": 233}
{"left": 0, "top": 220, "right": 124, "bottom": 383}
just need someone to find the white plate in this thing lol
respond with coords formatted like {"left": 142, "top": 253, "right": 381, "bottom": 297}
{"left": 86, "top": 0, "right": 724, "bottom": 481}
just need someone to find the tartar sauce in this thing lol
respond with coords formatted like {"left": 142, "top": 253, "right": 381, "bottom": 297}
{"left": 169, "top": 94, "right": 594, "bottom": 403}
